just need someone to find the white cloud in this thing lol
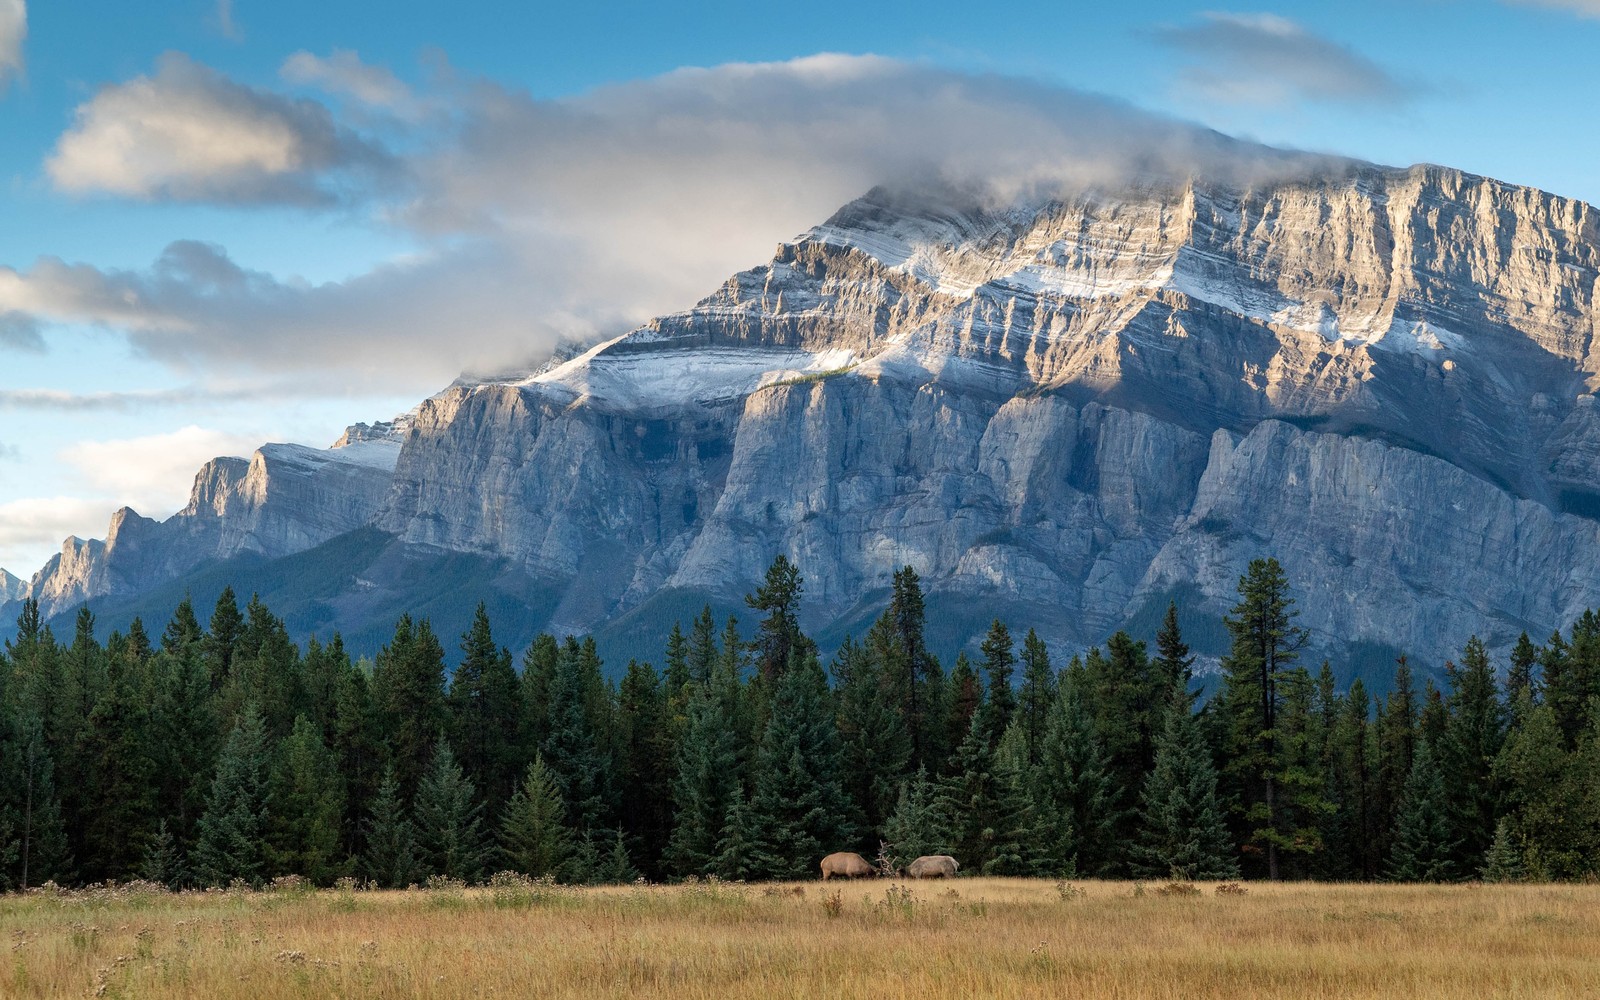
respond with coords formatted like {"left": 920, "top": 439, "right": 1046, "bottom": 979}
{"left": 47, "top": 52, "right": 393, "bottom": 204}
{"left": 11, "top": 53, "right": 1349, "bottom": 385}
{"left": 1504, "top": 0, "right": 1600, "bottom": 15}
{"left": 0, "top": 0, "right": 24, "bottom": 93}
{"left": 1150, "top": 13, "right": 1415, "bottom": 107}
{"left": 0, "top": 496, "right": 120, "bottom": 572}
{"left": 58, "top": 425, "right": 263, "bottom": 518}
{"left": 281, "top": 49, "right": 413, "bottom": 110}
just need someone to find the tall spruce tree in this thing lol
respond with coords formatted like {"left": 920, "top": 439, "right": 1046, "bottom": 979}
{"left": 742, "top": 653, "right": 853, "bottom": 879}
{"left": 1440, "top": 636, "right": 1504, "bottom": 869}
{"left": 267, "top": 715, "right": 347, "bottom": 884}
{"left": 362, "top": 767, "right": 419, "bottom": 888}
{"left": 1015, "top": 629, "right": 1056, "bottom": 769}
{"left": 1032, "top": 675, "right": 1117, "bottom": 875}
{"left": 935, "top": 715, "right": 1034, "bottom": 875}
{"left": 370, "top": 615, "right": 447, "bottom": 801}
{"left": 194, "top": 705, "right": 271, "bottom": 886}
{"left": 834, "top": 635, "right": 912, "bottom": 838}
{"left": 413, "top": 742, "right": 492, "bottom": 882}
{"left": 447, "top": 604, "right": 524, "bottom": 811}
{"left": 541, "top": 639, "right": 613, "bottom": 839}
{"left": 499, "top": 755, "right": 571, "bottom": 879}
{"left": 520, "top": 633, "right": 560, "bottom": 748}
{"left": 978, "top": 620, "right": 1016, "bottom": 746}
{"left": 882, "top": 767, "right": 949, "bottom": 865}
{"left": 665, "top": 665, "right": 744, "bottom": 876}
{"left": 1215, "top": 557, "right": 1307, "bottom": 879}
{"left": 1386, "top": 736, "right": 1458, "bottom": 882}
{"left": 1132, "top": 678, "right": 1237, "bottom": 879}
{"left": 746, "top": 554, "right": 811, "bottom": 683}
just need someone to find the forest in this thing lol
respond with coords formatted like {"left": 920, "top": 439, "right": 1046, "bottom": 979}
{"left": 1, "top": 554, "right": 1596, "bottom": 892}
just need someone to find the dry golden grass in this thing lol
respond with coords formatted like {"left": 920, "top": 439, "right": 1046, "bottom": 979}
{"left": 5, "top": 876, "right": 1600, "bottom": 998}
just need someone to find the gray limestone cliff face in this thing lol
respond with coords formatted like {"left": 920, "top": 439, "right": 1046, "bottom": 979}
{"left": 369, "top": 164, "right": 1600, "bottom": 661}
{"left": 17, "top": 441, "right": 399, "bottom": 619}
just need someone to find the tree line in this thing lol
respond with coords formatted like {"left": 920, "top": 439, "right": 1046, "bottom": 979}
{"left": 1, "top": 554, "right": 1597, "bottom": 891}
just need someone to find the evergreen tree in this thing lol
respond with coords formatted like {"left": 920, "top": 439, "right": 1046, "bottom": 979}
{"left": 935, "top": 716, "right": 1034, "bottom": 875}
{"left": 1506, "top": 632, "right": 1539, "bottom": 711}
{"left": 834, "top": 635, "right": 912, "bottom": 838}
{"left": 5, "top": 708, "right": 71, "bottom": 889}
{"left": 1215, "top": 557, "right": 1307, "bottom": 879}
{"left": 1374, "top": 657, "right": 1418, "bottom": 865}
{"left": 598, "top": 826, "right": 639, "bottom": 884}
{"left": 447, "top": 604, "right": 525, "bottom": 811}
{"left": 370, "top": 614, "right": 447, "bottom": 801}
{"left": 687, "top": 606, "right": 718, "bottom": 685}
{"left": 1132, "top": 678, "right": 1237, "bottom": 879}
{"left": 1015, "top": 629, "right": 1056, "bottom": 769}
{"left": 1386, "top": 737, "right": 1458, "bottom": 882}
{"left": 499, "top": 756, "right": 571, "bottom": 878}
{"left": 203, "top": 587, "right": 244, "bottom": 688}
{"left": 665, "top": 668, "right": 744, "bottom": 876}
{"left": 1480, "top": 817, "right": 1525, "bottom": 883}
{"left": 882, "top": 768, "right": 949, "bottom": 865}
{"left": 1155, "top": 602, "right": 1196, "bottom": 699}
{"left": 362, "top": 767, "right": 419, "bottom": 888}
{"left": 1032, "top": 676, "right": 1117, "bottom": 875}
{"left": 947, "top": 652, "right": 983, "bottom": 755}
{"left": 541, "top": 638, "right": 613, "bottom": 838}
{"left": 746, "top": 554, "right": 812, "bottom": 682}
{"left": 161, "top": 596, "right": 204, "bottom": 656}
{"left": 1493, "top": 697, "right": 1582, "bottom": 879}
{"left": 977, "top": 619, "right": 1016, "bottom": 746}
{"left": 743, "top": 654, "right": 853, "bottom": 879}
{"left": 194, "top": 705, "right": 271, "bottom": 886}
{"left": 615, "top": 659, "right": 672, "bottom": 875}
{"left": 1440, "top": 636, "right": 1504, "bottom": 869}
{"left": 139, "top": 820, "right": 185, "bottom": 889}
{"left": 79, "top": 640, "right": 160, "bottom": 880}
{"left": 1551, "top": 611, "right": 1600, "bottom": 746}
{"left": 267, "top": 715, "right": 347, "bottom": 884}
{"left": 413, "top": 742, "right": 492, "bottom": 882}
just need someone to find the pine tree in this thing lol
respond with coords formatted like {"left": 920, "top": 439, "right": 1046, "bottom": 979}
{"left": 6, "top": 708, "right": 71, "bottom": 889}
{"left": 1493, "top": 697, "right": 1580, "bottom": 879}
{"left": 1479, "top": 817, "right": 1525, "bottom": 883}
{"left": 140, "top": 820, "right": 185, "bottom": 889}
{"left": 665, "top": 670, "right": 744, "bottom": 876}
{"left": 1155, "top": 602, "right": 1196, "bottom": 699}
{"left": 977, "top": 619, "right": 1016, "bottom": 746}
{"left": 362, "top": 767, "right": 419, "bottom": 888}
{"left": 194, "top": 705, "right": 271, "bottom": 887}
{"left": 614, "top": 660, "right": 671, "bottom": 875}
{"left": 947, "top": 652, "right": 983, "bottom": 754}
{"left": 1215, "top": 557, "right": 1307, "bottom": 879}
{"left": 746, "top": 554, "right": 812, "bottom": 682}
{"left": 1439, "top": 636, "right": 1504, "bottom": 870}
{"left": 834, "top": 635, "right": 912, "bottom": 837}
{"left": 1386, "top": 737, "right": 1458, "bottom": 882}
{"left": 267, "top": 715, "right": 347, "bottom": 884}
{"left": 882, "top": 768, "right": 949, "bottom": 865}
{"left": 598, "top": 826, "right": 639, "bottom": 885}
{"left": 413, "top": 742, "right": 492, "bottom": 883}
{"left": 370, "top": 615, "right": 447, "bottom": 801}
{"left": 1132, "top": 678, "right": 1237, "bottom": 879}
{"left": 520, "top": 633, "right": 560, "bottom": 749}
{"left": 541, "top": 638, "right": 613, "bottom": 838}
{"left": 742, "top": 654, "right": 853, "bottom": 879}
{"left": 499, "top": 756, "right": 571, "bottom": 879}
{"left": 203, "top": 587, "right": 244, "bottom": 688}
{"left": 936, "top": 715, "right": 1034, "bottom": 875}
{"left": 1506, "top": 632, "right": 1539, "bottom": 710}
{"left": 1032, "top": 676, "right": 1117, "bottom": 875}
{"left": 1015, "top": 629, "right": 1056, "bottom": 769}
{"left": 447, "top": 604, "right": 524, "bottom": 811}
{"left": 161, "top": 596, "right": 203, "bottom": 657}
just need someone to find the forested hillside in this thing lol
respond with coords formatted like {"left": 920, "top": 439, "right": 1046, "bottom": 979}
{"left": 2, "top": 556, "right": 1596, "bottom": 891}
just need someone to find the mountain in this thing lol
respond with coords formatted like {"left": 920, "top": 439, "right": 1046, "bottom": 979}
{"left": 8, "top": 161, "right": 1600, "bottom": 682}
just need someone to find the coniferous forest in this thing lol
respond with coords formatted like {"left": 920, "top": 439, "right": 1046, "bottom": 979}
{"left": 3, "top": 554, "right": 1599, "bottom": 892}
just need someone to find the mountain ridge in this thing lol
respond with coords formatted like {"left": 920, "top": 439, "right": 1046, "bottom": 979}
{"left": 8, "top": 159, "right": 1600, "bottom": 676}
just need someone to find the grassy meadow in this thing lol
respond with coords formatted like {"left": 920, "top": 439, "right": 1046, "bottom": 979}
{"left": 4, "top": 876, "right": 1599, "bottom": 998}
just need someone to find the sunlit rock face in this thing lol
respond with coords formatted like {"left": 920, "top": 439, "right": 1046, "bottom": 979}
{"left": 16, "top": 162, "right": 1600, "bottom": 666}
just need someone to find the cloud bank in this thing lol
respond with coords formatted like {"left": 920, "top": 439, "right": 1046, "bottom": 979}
{"left": 47, "top": 52, "right": 393, "bottom": 205}
{"left": 1151, "top": 13, "right": 1414, "bottom": 107}
{"left": 10, "top": 52, "right": 1352, "bottom": 389}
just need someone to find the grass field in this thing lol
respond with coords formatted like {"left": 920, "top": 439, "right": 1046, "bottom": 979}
{"left": 5, "top": 876, "right": 1600, "bottom": 998}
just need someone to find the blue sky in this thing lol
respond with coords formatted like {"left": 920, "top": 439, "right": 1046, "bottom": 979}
{"left": 2, "top": 0, "right": 1600, "bottom": 577}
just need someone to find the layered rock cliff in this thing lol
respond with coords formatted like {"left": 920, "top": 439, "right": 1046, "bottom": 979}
{"left": 12, "top": 161, "right": 1600, "bottom": 670}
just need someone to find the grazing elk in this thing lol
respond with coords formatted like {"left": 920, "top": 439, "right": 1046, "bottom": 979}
{"left": 819, "top": 852, "right": 876, "bottom": 880}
